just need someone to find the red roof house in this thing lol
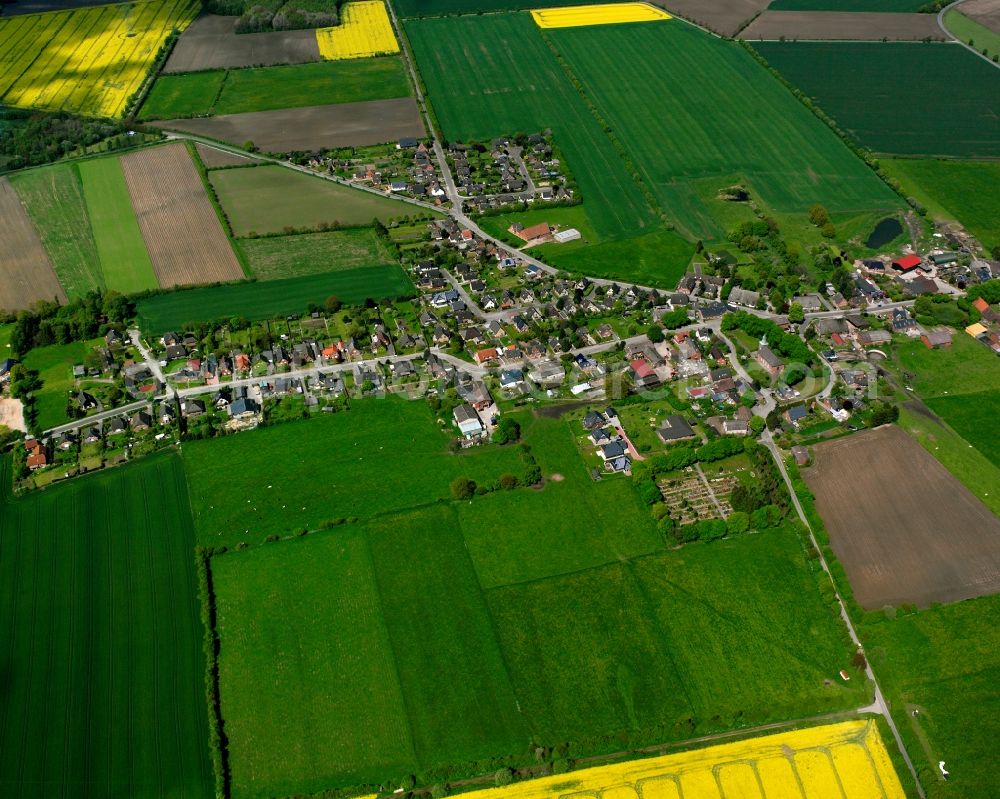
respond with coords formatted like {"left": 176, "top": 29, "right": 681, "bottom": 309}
{"left": 972, "top": 297, "right": 990, "bottom": 313}
{"left": 892, "top": 255, "right": 922, "bottom": 272}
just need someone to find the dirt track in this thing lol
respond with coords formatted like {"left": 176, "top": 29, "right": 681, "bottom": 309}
{"left": 0, "top": 177, "right": 66, "bottom": 312}
{"left": 164, "top": 15, "right": 320, "bottom": 72}
{"left": 121, "top": 144, "right": 244, "bottom": 288}
{"left": 741, "top": 11, "right": 944, "bottom": 40}
{"left": 803, "top": 425, "right": 1000, "bottom": 609}
{"left": 651, "top": 0, "right": 770, "bottom": 36}
{"left": 962, "top": 0, "right": 1000, "bottom": 33}
{"left": 155, "top": 98, "right": 425, "bottom": 153}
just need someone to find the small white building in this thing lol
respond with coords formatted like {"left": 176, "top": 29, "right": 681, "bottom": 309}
{"left": 453, "top": 403, "right": 484, "bottom": 438}
{"left": 554, "top": 228, "right": 581, "bottom": 244}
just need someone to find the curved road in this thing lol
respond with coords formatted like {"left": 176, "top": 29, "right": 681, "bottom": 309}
{"left": 937, "top": 0, "right": 1000, "bottom": 70}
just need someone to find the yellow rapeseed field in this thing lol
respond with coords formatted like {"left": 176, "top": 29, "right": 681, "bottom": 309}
{"left": 0, "top": 0, "right": 198, "bottom": 119}
{"left": 449, "top": 721, "right": 906, "bottom": 799}
{"left": 315, "top": 1, "right": 400, "bottom": 60}
{"left": 531, "top": 3, "right": 671, "bottom": 29}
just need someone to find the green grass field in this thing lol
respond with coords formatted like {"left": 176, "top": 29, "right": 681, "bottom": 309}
{"left": 0, "top": 455, "right": 212, "bottom": 798}
{"left": 237, "top": 228, "right": 397, "bottom": 281}
{"left": 542, "top": 228, "right": 696, "bottom": 286}
{"left": 925, "top": 392, "right": 1000, "bottom": 469}
{"left": 754, "top": 42, "right": 1000, "bottom": 158}
{"left": 8, "top": 163, "right": 103, "bottom": 297}
{"left": 22, "top": 339, "right": 95, "bottom": 430}
{"left": 141, "top": 58, "right": 411, "bottom": 119}
{"left": 136, "top": 265, "right": 413, "bottom": 333}
{"left": 880, "top": 158, "right": 1000, "bottom": 251}
{"left": 182, "top": 398, "right": 525, "bottom": 548}
{"left": 895, "top": 333, "right": 1000, "bottom": 398}
{"left": 768, "top": 0, "right": 925, "bottom": 10}
{"left": 406, "top": 13, "right": 658, "bottom": 241}
{"left": 861, "top": 594, "right": 1000, "bottom": 799}
{"left": 944, "top": 8, "right": 1000, "bottom": 62}
{"left": 549, "top": 22, "right": 901, "bottom": 241}
{"left": 76, "top": 157, "right": 158, "bottom": 294}
{"left": 211, "top": 166, "right": 416, "bottom": 236}
{"left": 139, "top": 70, "right": 224, "bottom": 118}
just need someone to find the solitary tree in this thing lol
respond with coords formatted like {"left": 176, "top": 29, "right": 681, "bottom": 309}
{"left": 450, "top": 476, "right": 476, "bottom": 500}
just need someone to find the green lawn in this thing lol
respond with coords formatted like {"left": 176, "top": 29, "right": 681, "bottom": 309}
{"left": 541, "top": 228, "right": 696, "bottom": 287}
{"left": 8, "top": 163, "right": 103, "bottom": 297}
{"left": 861, "top": 594, "right": 1000, "bottom": 799}
{"left": 77, "top": 157, "right": 158, "bottom": 294}
{"left": 135, "top": 264, "right": 414, "bottom": 333}
{"left": 211, "top": 165, "right": 418, "bottom": 236}
{"left": 925, "top": 392, "right": 1000, "bottom": 469}
{"left": 182, "top": 398, "right": 527, "bottom": 548}
{"left": 754, "top": 42, "right": 1000, "bottom": 158}
{"left": 895, "top": 333, "right": 1000, "bottom": 399}
{"left": 881, "top": 158, "right": 1000, "bottom": 251}
{"left": 944, "top": 8, "right": 1000, "bottom": 62}
{"left": 237, "top": 228, "right": 397, "bottom": 281}
{"left": 549, "top": 22, "right": 901, "bottom": 242}
{"left": 0, "top": 455, "right": 212, "bottom": 798}
{"left": 22, "top": 339, "right": 95, "bottom": 431}
{"left": 406, "top": 13, "right": 659, "bottom": 241}
{"left": 213, "top": 527, "right": 416, "bottom": 799}
{"left": 139, "top": 70, "right": 224, "bottom": 118}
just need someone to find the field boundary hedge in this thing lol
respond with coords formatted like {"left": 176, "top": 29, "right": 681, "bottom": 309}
{"left": 196, "top": 547, "right": 232, "bottom": 798}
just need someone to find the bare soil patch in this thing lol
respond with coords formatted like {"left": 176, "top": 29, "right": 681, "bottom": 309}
{"left": 741, "top": 11, "right": 943, "bottom": 40}
{"left": 803, "top": 425, "right": 1000, "bottom": 609}
{"left": 651, "top": 0, "right": 771, "bottom": 36}
{"left": 0, "top": 398, "right": 27, "bottom": 433}
{"left": 120, "top": 143, "right": 244, "bottom": 288}
{"left": 0, "top": 177, "right": 66, "bottom": 312}
{"left": 195, "top": 142, "right": 261, "bottom": 168}
{"left": 155, "top": 97, "right": 425, "bottom": 152}
{"left": 962, "top": 0, "right": 1000, "bottom": 34}
{"left": 164, "top": 15, "right": 320, "bottom": 72}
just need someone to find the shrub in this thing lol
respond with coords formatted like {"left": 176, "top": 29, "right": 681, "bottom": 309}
{"left": 450, "top": 476, "right": 476, "bottom": 500}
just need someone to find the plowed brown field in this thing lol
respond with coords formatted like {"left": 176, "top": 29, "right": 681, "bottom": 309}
{"left": 803, "top": 425, "right": 1000, "bottom": 609}
{"left": 121, "top": 144, "right": 244, "bottom": 288}
{"left": 0, "top": 177, "right": 66, "bottom": 311}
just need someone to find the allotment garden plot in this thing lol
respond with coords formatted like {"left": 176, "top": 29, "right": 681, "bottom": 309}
{"left": 0, "top": 455, "right": 212, "bottom": 798}
{"left": 0, "top": 0, "right": 198, "bottom": 118}
{"left": 803, "top": 424, "right": 1000, "bottom": 609}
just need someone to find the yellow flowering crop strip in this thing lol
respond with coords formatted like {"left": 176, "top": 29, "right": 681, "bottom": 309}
{"left": 315, "top": 1, "right": 400, "bottom": 60}
{"left": 531, "top": 3, "right": 671, "bottom": 29}
{"left": 0, "top": 0, "right": 198, "bottom": 119}
{"left": 449, "top": 720, "right": 906, "bottom": 799}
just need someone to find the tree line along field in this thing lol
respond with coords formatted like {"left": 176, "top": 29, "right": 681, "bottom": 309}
{"left": 139, "top": 56, "right": 411, "bottom": 119}
{"left": 135, "top": 264, "right": 413, "bottom": 333}
{"left": 0, "top": 0, "right": 199, "bottom": 118}
{"left": 754, "top": 42, "right": 1000, "bottom": 158}
{"left": 206, "top": 411, "right": 867, "bottom": 798}
{"left": 8, "top": 144, "right": 243, "bottom": 300}
{"left": 0, "top": 454, "right": 213, "bottom": 798}
{"left": 880, "top": 158, "right": 1000, "bottom": 251}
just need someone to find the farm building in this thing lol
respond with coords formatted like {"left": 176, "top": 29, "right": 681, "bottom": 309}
{"left": 892, "top": 255, "right": 923, "bottom": 273}
{"left": 921, "top": 329, "right": 952, "bottom": 349}
{"left": 509, "top": 222, "right": 552, "bottom": 242}
{"left": 453, "top": 403, "right": 484, "bottom": 438}
{"left": 554, "top": 228, "right": 581, "bottom": 243}
{"left": 656, "top": 415, "right": 696, "bottom": 443}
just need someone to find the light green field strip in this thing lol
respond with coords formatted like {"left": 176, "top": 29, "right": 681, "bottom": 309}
{"left": 77, "top": 157, "right": 158, "bottom": 293}
{"left": 945, "top": 8, "right": 1000, "bottom": 61}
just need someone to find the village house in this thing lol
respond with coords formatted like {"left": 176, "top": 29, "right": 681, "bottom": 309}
{"left": 453, "top": 403, "right": 485, "bottom": 439}
{"left": 754, "top": 345, "right": 783, "bottom": 377}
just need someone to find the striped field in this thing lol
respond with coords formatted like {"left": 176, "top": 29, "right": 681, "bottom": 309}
{"left": 0, "top": 0, "right": 198, "bottom": 118}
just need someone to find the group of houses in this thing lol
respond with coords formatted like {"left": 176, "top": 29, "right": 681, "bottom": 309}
{"left": 581, "top": 407, "right": 634, "bottom": 474}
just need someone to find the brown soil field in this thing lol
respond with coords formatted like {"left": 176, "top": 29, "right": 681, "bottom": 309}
{"left": 164, "top": 15, "right": 320, "bottom": 72}
{"left": 120, "top": 144, "right": 244, "bottom": 288}
{"left": 0, "top": 398, "right": 27, "bottom": 433}
{"left": 0, "top": 177, "right": 66, "bottom": 312}
{"left": 741, "top": 10, "right": 944, "bottom": 40}
{"left": 803, "top": 425, "right": 1000, "bottom": 610}
{"left": 195, "top": 142, "right": 262, "bottom": 168}
{"left": 651, "top": 0, "right": 770, "bottom": 36}
{"left": 154, "top": 97, "right": 425, "bottom": 153}
{"left": 962, "top": 0, "right": 1000, "bottom": 33}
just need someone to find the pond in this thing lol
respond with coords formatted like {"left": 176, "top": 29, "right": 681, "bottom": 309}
{"left": 865, "top": 217, "right": 903, "bottom": 249}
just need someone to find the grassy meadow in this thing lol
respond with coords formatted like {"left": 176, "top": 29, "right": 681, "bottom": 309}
{"left": 211, "top": 166, "right": 416, "bottom": 236}
{"left": 0, "top": 455, "right": 212, "bottom": 798}
{"left": 881, "top": 158, "right": 1000, "bottom": 251}
{"left": 237, "top": 228, "right": 398, "bottom": 280}
{"left": 136, "top": 264, "right": 412, "bottom": 332}
{"left": 550, "top": 22, "right": 901, "bottom": 242}
{"left": 140, "top": 58, "right": 411, "bottom": 119}
{"left": 754, "top": 42, "right": 1000, "bottom": 158}
{"left": 22, "top": 339, "right": 96, "bottom": 430}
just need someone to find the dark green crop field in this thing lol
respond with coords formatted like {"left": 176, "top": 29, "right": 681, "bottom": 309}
{"left": 136, "top": 265, "right": 413, "bottom": 333}
{"left": 0, "top": 455, "right": 212, "bottom": 799}
{"left": 550, "top": 22, "right": 900, "bottom": 241}
{"left": 754, "top": 42, "right": 1000, "bottom": 158}
{"left": 140, "top": 58, "right": 411, "bottom": 119}
{"left": 393, "top": 0, "right": 621, "bottom": 18}
{"left": 405, "top": 13, "right": 659, "bottom": 241}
